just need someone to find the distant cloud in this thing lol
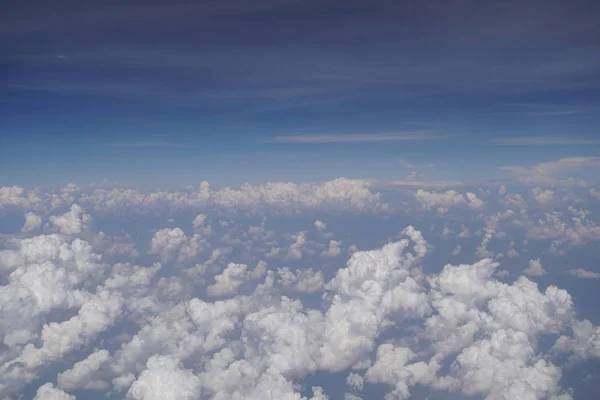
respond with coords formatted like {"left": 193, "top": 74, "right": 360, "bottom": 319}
{"left": 566, "top": 269, "right": 600, "bottom": 279}
{"left": 491, "top": 136, "right": 600, "bottom": 145}
{"left": 501, "top": 156, "right": 600, "bottom": 185}
{"left": 271, "top": 132, "right": 451, "bottom": 143}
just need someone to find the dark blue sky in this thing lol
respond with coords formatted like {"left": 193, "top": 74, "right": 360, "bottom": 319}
{"left": 1, "top": 0, "right": 599, "bottom": 187}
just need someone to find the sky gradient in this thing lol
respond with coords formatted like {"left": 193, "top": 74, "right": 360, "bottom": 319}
{"left": 1, "top": 0, "right": 599, "bottom": 188}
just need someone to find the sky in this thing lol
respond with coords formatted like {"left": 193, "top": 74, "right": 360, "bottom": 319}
{"left": 1, "top": 0, "right": 599, "bottom": 188}
{"left": 2, "top": 2, "right": 600, "bottom": 400}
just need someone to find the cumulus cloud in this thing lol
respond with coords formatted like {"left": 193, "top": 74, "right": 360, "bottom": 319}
{"left": 314, "top": 220, "right": 327, "bottom": 231}
{"left": 276, "top": 267, "right": 324, "bottom": 293}
{"left": 192, "top": 213, "right": 212, "bottom": 235}
{"left": 553, "top": 319, "right": 600, "bottom": 361}
{"left": 525, "top": 211, "right": 600, "bottom": 253}
{"left": 321, "top": 240, "right": 342, "bottom": 257}
{"left": 34, "top": 383, "right": 75, "bottom": 400}
{"left": 532, "top": 187, "right": 555, "bottom": 206}
{"left": 523, "top": 258, "right": 547, "bottom": 276}
{"left": 78, "top": 178, "right": 387, "bottom": 214}
{"left": 2, "top": 181, "right": 600, "bottom": 400}
{"left": 415, "top": 189, "right": 483, "bottom": 213}
{"left": 49, "top": 204, "right": 92, "bottom": 235}
{"left": 207, "top": 262, "right": 267, "bottom": 297}
{"left": 149, "top": 227, "right": 207, "bottom": 263}
{"left": 57, "top": 349, "right": 111, "bottom": 391}
{"left": 127, "top": 355, "right": 202, "bottom": 400}
{"left": 566, "top": 268, "right": 600, "bottom": 279}
{"left": 21, "top": 212, "right": 43, "bottom": 233}
{"left": 451, "top": 245, "right": 462, "bottom": 255}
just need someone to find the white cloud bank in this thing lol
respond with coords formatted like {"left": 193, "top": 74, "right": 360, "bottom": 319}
{"left": 0, "top": 220, "right": 596, "bottom": 400}
{"left": 2, "top": 178, "right": 600, "bottom": 400}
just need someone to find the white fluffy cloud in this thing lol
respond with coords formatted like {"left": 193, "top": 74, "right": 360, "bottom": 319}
{"left": 2, "top": 180, "right": 600, "bottom": 400}
{"left": 149, "top": 227, "right": 207, "bottom": 263}
{"left": 532, "top": 187, "right": 555, "bottom": 206}
{"left": 21, "top": 212, "right": 43, "bottom": 233}
{"left": 415, "top": 189, "right": 484, "bottom": 213}
{"left": 523, "top": 258, "right": 547, "bottom": 276}
{"left": 314, "top": 220, "right": 327, "bottom": 231}
{"left": 321, "top": 240, "right": 342, "bottom": 257}
{"left": 127, "top": 355, "right": 202, "bottom": 400}
{"left": 57, "top": 349, "right": 111, "bottom": 391}
{"left": 276, "top": 267, "right": 324, "bottom": 293}
{"left": 207, "top": 262, "right": 267, "bottom": 297}
{"left": 34, "top": 383, "right": 75, "bottom": 400}
{"left": 78, "top": 178, "right": 387, "bottom": 214}
{"left": 49, "top": 204, "right": 92, "bottom": 235}
{"left": 566, "top": 268, "right": 600, "bottom": 279}
{"left": 319, "top": 226, "right": 429, "bottom": 371}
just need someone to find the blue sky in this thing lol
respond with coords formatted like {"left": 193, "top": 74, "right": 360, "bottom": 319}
{"left": 1, "top": 0, "right": 599, "bottom": 188}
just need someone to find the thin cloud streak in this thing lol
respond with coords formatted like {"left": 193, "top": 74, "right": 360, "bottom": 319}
{"left": 491, "top": 136, "right": 600, "bottom": 145}
{"left": 271, "top": 133, "right": 452, "bottom": 143}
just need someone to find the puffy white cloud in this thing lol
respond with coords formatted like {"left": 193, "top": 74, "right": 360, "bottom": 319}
{"left": 192, "top": 213, "right": 213, "bottom": 235}
{"left": 79, "top": 178, "right": 387, "bottom": 214}
{"left": 319, "top": 226, "right": 429, "bottom": 371}
{"left": 365, "top": 344, "right": 440, "bottom": 399}
{"left": 321, "top": 240, "right": 342, "bottom": 257}
{"left": 127, "top": 355, "right": 202, "bottom": 400}
{"left": 344, "top": 395, "right": 363, "bottom": 400}
{"left": 532, "top": 187, "right": 555, "bottom": 206}
{"left": 149, "top": 227, "right": 207, "bottom": 263}
{"left": 268, "top": 231, "right": 309, "bottom": 261}
{"left": 415, "top": 189, "right": 484, "bottom": 213}
{"left": 566, "top": 268, "right": 600, "bottom": 279}
{"left": 192, "top": 213, "right": 207, "bottom": 228}
{"left": 415, "top": 189, "right": 466, "bottom": 210}
{"left": 553, "top": 319, "right": 600, "bottom": 361}
{"left": 207, "top": 262, "right": 267, "bottom": 297}
{"left": 33, "top": 383, "right": 75, "bottom": 400}
{"left": 590, "top": 188, "right": 600, "bottom": 200}
{"left": 445, "top": 329, "right": 564, "bottom": 400}
{"left": 57, "top": 349, "right": 111, "bottom": 390}
{"left": 422, "top": 256, "right": 576, "bottom": 400}
{"left": 346, "top": 372, "right": 364, "bottom": 391}
{"left": 506, "top": 240, "right": 519, "bottom": 258}
{"left": 465, "top": 192, "right": 484, "bottom": 211}
{"left": 525, "top": 211, "right": 600, "bottom": 252}
{"left": 0, "top": 235, "right": 105, "bottom": 349}
{"left": 523, "top": 258, "right": 547, "bottom": 276}
{"left": 21, "top": 212, "right": 43, "bottom": 233}
{"left": 476, "top": 210, "right": 515, "bottom": 258}
{"left": 276, "top": 267, "right": 324, "bottom": 293}
{"left": 49, "top": 204, "right": 92, "bottom": 235}
{"left": 3, "top": 188, "right": 600, "bottom": 400}
{"left": 0, "top": 186, "right": 43, "bottom": 210}
{"left": 451, "top": 245, "right": 461, "bottom": 255}
{"left": 457, "top": 224, "right": 470, "bottom": 238}
{"left": 502, "top": 193, "right": 528, "bottom": 210}
{"left": 314, "top": 220, "right": 327, "bottom": 231}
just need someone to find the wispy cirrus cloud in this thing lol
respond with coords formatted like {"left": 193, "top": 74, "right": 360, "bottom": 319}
{"left": 491, "top": 136, "right": 600, "bottom": 145}
{"left": 271, "top": 132, "right": 452, "bottom": 143}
